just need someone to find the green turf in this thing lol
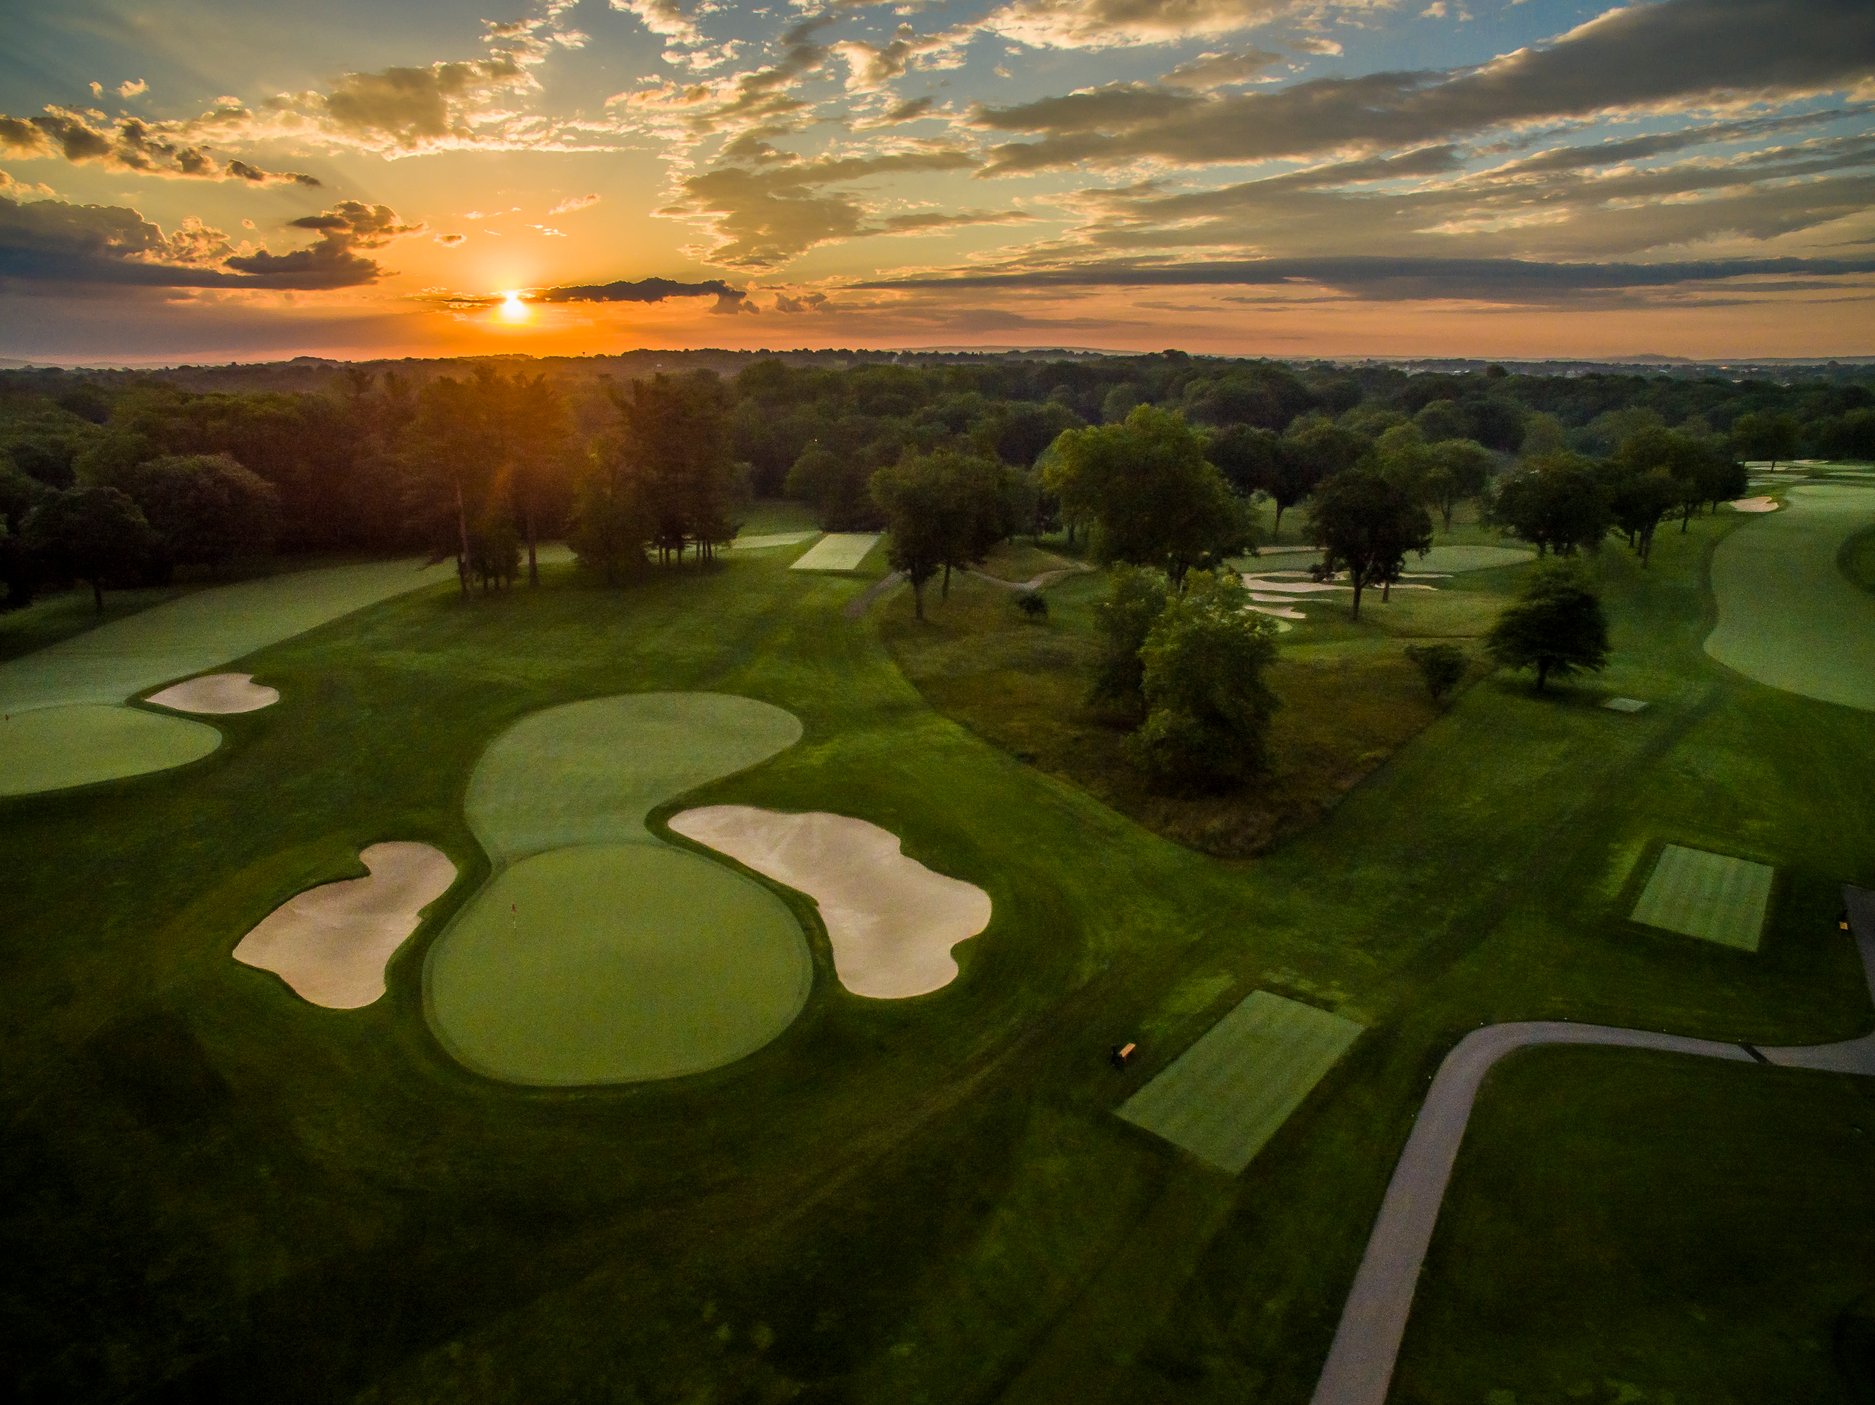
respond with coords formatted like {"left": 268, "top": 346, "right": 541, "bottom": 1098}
{"left": 1630, "top": 843, "right": 1776, "bottom": 951}
{"left": 1840, "top": 523, "right": 1875, "bottom": 597}
{"left": 465, "top": 691, "right": 803, "bottom": 859}
{"left": 1706, "top": 483, "right": 1875, "bottom": 711}
{"left": 1397, "top": 1047, "right": 1875, "bottom": 1405}
{"left": 1399, "top": 543, "right": 1536, "bottom": 574}
{"left": 0, "top": 703, "right": 222, "bottom": 798}
{"left": 789, "top": 532, "right": 881, "bottom": 572}
{"left": 1117, "top": 992, "right": 1364, "bottom": 1174}
{"left": 2, "top": 498, "right": 1873, "bottom": 1403}
{"left": 426, "top": 845, "right": 812, "bottom": 1085}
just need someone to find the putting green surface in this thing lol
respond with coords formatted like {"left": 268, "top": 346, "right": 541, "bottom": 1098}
{"left": 1117, "top": 991, "right": 1363, "bottom": 1174}
{"left": 427, "top": 845, "right": 811, "bottom": 1085}
{"left": 1401, "top": 544, "right": 1536, "bottom": 574}
{"left": 1630, "top": 843, "right": 1775, "bottom": 951}
{"left": 1705, "top": 482, "right": 1875, "bottom": 711}
{"left": 466, "top": 692, "right": 804, "bottom": 860}
{"left": 789, "top": 533, "right": 881, "bottom": 572}
{"left": 431, "top": 691, "right": 812, "bottom": 1084}
{"left": 0, "top": 704, "right": 222, "bottom": 798}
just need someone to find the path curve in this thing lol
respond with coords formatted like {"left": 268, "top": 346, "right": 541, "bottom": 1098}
{"left": 1310, "top": 884, "right": 1875, "bottom": 1405}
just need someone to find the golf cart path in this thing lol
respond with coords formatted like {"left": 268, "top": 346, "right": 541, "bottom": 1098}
{"left": 1310, "top": 884, "right": 1875, "bottom": 1405}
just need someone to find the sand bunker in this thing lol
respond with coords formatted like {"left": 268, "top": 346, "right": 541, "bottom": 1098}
{"left": 789, "top": 533, "right": 881, "bottom": 572}
{"left": 145, "top": 672, "right": 279, "bottom": 714}
{"left": 234, "top": 842, "right": 456, "bottom": 1009}
{"left": 1728, "top": 496, "right": 1779, "bottom": 513}
{"left": 669, "top": 806, "right": 991, "bottom": 998}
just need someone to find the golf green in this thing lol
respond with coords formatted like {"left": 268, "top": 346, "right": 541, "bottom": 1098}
{"left": 426, "top": 845, "right": 811, "bottom": 1085}
{"left": 430, "top": 691, "right": 813, "bottom": 1084}
{"left": 0, "top": 704, "right": 221, "bottom": 798}
{"left": 467, "top": 691, "right": 805, "bottom": 859}
{"left": 1705, "top": 482, "right": 1875, "bottom": 711}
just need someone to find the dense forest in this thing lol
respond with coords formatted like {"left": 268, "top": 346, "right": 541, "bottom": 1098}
{"left": 2, "top": 350, "right": 1871, "bottom": 612}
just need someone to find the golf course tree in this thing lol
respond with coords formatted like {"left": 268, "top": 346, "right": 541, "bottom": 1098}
{"left": 785, "top": 442, "right": 880, "bottom": 531}
{"left": 1603, "top": 466, "right": 1681, "bottom": 565}
{"left": 0, "top": 460, "right": 48, "bottom": 607}
{"left": 22, "top": 484, "right": 158, "bottom": 612}
{"left": 1088, "top": 563, "right": 1172, "bottom": 719}
{"left": 1130, "top": 567, "right": 1281, "bottom": 793}
{"left": 1308, "top": 467, "right": 1434, "bottom": 619}
{"left": 870, "top": 447, "right": 1024, "bottom": 617}
{"left": 612, "top": 372, "right": 744, "bottom": 565}
{"left": 1270, "top": 416, "right": 1367, "bottom": 540}
{"left": 122, "top": 453, "right": 281, "bottom": 576}
{"left": 493, "top": 370, "right": 571, "bottom": 586}
{"left": 1730, "top": 409, "right": 1798, "bottom": 468}
{"left": 1404, "top": 642, "right": 1468, "bottom": 703}
{"left": 1203, "top": 422, "right": 1282, "bottom": 498}
{"left": 1485, "top": 557, "right": 1610, "bottom": 692}
{"left": 569, "top": 431, "right": 653, "bottom": 585}
{"left": 1044, "top": 405, "right": 1252, "bottom": 587}
{"left": 1485, "top": 452, "right": 1611, "bottom": 556}
{"left": 1423, "top": 439, "right": 1496, "bottom": 531}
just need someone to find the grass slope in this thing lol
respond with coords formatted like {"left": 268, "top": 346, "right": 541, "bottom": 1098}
{"left": 0, "top": 500, "right": 1870, "bottom": 1404}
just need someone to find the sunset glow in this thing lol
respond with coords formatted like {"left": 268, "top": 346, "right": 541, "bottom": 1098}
{"left": 1, "top": 0, "right": 1871, "bottom": 364}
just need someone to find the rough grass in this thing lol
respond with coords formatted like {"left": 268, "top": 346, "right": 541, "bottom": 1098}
{"left": 976, "top": 539, "right": 1080, "bottom": 582}
{"left": 1841, "top": 522, "right": 1875, "bottom": 596}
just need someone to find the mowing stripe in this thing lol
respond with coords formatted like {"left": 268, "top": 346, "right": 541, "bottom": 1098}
{"left": 1630, "top": 843, "right": 1774, "bottom": 951}
{"left": 1118, "top": 991, "right": 1363, "bottom": 1175}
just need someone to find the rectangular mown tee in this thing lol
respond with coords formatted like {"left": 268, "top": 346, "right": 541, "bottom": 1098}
{"left": 1631, "top": 843, "right": 1774, "bottom": 952}
{"left": 1117, "top": 991, "right": 1364, "bottom": 1175}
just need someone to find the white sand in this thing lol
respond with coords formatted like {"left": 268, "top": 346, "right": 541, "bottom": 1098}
{"left": 234, "top": 842, "right": 456, "bottom": 1009}
{"left": 1241, "top": 577, "right": 1349, "bottom": 595}
{"left": 789, "top": 533, "right": 881, "bottom": 572}
{"left": 145, "top": 672, "right": 279, "bottom": 714}
{"left": 668, "top": 806, "right": 990, "bottom": 999}
{"left": 1728, "top": 496, "right": 1779, "bottom": 513}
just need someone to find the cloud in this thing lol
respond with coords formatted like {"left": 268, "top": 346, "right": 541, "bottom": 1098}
{"left": 0, "top": 106, "right": 320, "bottom": 184}
{"left": 983, "top": 0, "right": 1312, "bottom": 50}
{"left": 435, "top": 232, "right": 466, "bottom": 246}
{"left": 612, "top": 0, "right": 703, "bottom": 46}
{"left": 118, "top": 79, "right": 148, "bottom": 100}
{"left": 661, "top": 145, "right": 977, "bottom": 267}
{"left": 0, "top": 194, "right": 407, "bottom": 290}
{"left": 1163, "top": 49, "right": 1285, "bottom": 89}
{"left": 548, "top": 192, "right": 602, "bottom": 214}
{"left": 863, "top": 254, "right": 1875, "bottom": 305}
{"left": 979, "top": 0, "right": 1875, "bottom": 172}
{"left": 428, "top": 275, "right": 748, "bottom": 315}
{"left": 608, "top": 15, "right": 834, "bottom": 136}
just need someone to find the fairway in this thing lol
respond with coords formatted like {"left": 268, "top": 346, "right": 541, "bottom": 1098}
{"left": 0, "top": 557, "right": 451, "bottom": 796}
{"left": 1630, "top": 843, "right": 1775, "bottom": 951}
{"left": 426, "top": 845, "right": 811, "bottom": 1084}
{"left": 466, "top": 692, "right": 804, "bottom": 859}
{"left": 1705, "top": 482, "right": 1875, "bottom": 711}
{"left": 789, "top": 532, "right": 881, "bottom": 572}
{"left": 1118, "top": 991, "right": 1364, "bottom": 1175}
{"left": 0, "top": 704, "right": 221, "bottom": 798}
{"left": 1400, "top": 544, "right": 1535, "bottom": 573}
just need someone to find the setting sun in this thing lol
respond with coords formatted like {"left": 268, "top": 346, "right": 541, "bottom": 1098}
{"left": 498, "top": 291, "right": 530, "bottom": 324}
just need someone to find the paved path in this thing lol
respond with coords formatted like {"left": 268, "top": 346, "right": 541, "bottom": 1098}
{"left": 1310, "top": 884, "right": 1875, "bottom": 1405}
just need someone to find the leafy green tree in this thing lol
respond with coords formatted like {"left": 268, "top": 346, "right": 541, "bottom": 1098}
{"left": 1203, "top": 424, "right": 1281, "bottom": 498}
{"left": 1404, "top": 643, "right": 1467, "bottom": 703}
{"left": 24, "top": 485, "right": 158, "bottom": 612}
{"left": 1485, "top": 558, "right": 1610, "bottom": 692}
{"left": 1089, "top": 563, "right": 1171, "bottom": 719}
{"left": 869, "top": 454, "right": 951, "bottom": 620}
{"left": 125, "top": 453, "right": 280, "bottom": 574}
{"left": 613, "top": 372, "right": 742, "bottom": 564}
{"left": 569, "top": 434, "right": 652, "bottom": 585}
{"left": 1731, "top": 410, "right": 1798, "bottom": 468}
{"left": 1604, "top": 467, "right": 1681, "bottom": 565}
{"left": 1129, "top": 569, "right": 1281, "bottom": 792}
{"left": 1271, "top": 416, "right": 1367, "bottom": 540}
{"left": 785, "top": 444, "right": 878, "bottom": 531}
{"left": 1046, "top": 405, "right": 1252, "bottom": 585}
{"left": 1425, "top": 439, "right": 1495, "bottom": 530}
{"left": 1486, "top": 453, "right": 1611, "bottom": 556}
{"left": 1308, "top": 468, "right": 1433, "bottom": 619}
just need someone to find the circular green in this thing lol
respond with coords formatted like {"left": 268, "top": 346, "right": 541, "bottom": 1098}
{"left": 0, "top": 704, "right": 221, "bottom": 798}
{"left": 426, "top": 844, "right": 812, "bottom": 1085}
